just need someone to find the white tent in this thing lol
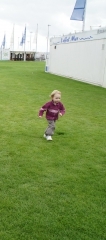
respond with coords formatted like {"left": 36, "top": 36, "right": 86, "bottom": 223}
{"left": 0, "top": 49, "right": 10, "bottom": 60}
{"left": 48, "top": 27, "right": 106, "bottom": 88}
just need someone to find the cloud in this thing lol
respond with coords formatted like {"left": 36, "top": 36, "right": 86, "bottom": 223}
{"left": 0, "top": 0, "right": 106, "bottom": 51}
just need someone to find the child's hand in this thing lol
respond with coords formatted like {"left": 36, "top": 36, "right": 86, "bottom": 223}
{"left": 59, "top": 113, "right": 62, "bottom": 116}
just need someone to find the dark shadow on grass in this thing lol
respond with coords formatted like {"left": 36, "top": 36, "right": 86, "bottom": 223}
{"left": 1, "top": 130, "right": 71, "bottom": 141}
{"left": 56, "top": 132, "right": 65, "bottom": 135}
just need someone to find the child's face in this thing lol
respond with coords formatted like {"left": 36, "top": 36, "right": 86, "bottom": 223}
{"left": 52, "top": 93, "right": 61, "bottom": 103}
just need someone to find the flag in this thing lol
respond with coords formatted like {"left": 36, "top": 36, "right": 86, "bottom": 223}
{"left": 20, "top": 26, "right": 26, "bottom": 46}
{"left": 20, "top": 35, "right": 24, "bottom": 46}
{"left": 23, "top": 26, "right": 26, "bottom": 43}
{"left": 1, "top": 34, "right": 6, "bottom": 48}
{"left": 70, "top": 0, "right": 87, "bottom": 21}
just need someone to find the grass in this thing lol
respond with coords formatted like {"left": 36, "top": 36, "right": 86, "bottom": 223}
{"left": 0, "top": 61, "right": 106, "bottom": 240}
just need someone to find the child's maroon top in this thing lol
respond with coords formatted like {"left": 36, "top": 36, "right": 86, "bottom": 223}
{"left": 39, "top": 100, "right": 65, "bottom": 120}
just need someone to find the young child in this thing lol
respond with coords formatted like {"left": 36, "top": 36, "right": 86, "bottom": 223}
{"left": 39, "top": 90, "right": 65, "bottom": 140}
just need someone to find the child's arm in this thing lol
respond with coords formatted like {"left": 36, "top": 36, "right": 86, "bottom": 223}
{"left": 39, "top": 102, "right": 49, "bottom": 117}
{"left": 59, "top": 103, "right": 65, "bottom": 116}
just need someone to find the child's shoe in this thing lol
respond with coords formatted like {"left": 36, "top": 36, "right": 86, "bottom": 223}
{"left": 43, "top": 134, "right": 47, "bottom": 139}
{"left": 46, "top": 135, "right": 52, "bottom": 141}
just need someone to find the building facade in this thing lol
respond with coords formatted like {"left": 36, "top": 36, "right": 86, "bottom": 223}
{"left": 48, "top": 27, "right": 106, "bottom": 88}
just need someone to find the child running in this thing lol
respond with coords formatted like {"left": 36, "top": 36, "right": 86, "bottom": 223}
{"left": 39, "top": 90, "right": 65, "bottom": 140}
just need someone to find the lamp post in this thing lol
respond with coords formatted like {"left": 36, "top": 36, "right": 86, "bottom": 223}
{"left": 47, "top": 24, "right": 51, "bottom": 58}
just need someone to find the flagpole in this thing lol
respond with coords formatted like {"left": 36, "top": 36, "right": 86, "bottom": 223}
{"left": 30, "top": 32, "right": 32, "bottom": 51}
{"left": 13, "top": 25, "right": 14, "bottom": 51}
{"left": 82, "top": 0, "right": 87, "bottom": 31}
{"left": 24, "top": 26, "right": 26, "bottom": 61}
{"left": 4, "top": 34, "right": 6, "bottom": 49}
{"left": 36, "top": 24, "right": 38, "bottom": 53}
{"left": 47, "top": 24, "right": 51, "bottom": 58}
{"left": 24, "top": 42, "right": 25, "bottom": 61}
{"left": 1, "top": 45, "right": 2, "bottom": 60}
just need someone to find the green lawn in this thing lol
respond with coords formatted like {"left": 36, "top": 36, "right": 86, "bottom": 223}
{"left": 0, "top": 61, "right": 106, "bottom": 240}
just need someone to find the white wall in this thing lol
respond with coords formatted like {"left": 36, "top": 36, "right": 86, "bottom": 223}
{"left": 49, "top": 38, "right": 106, "bottom": 88}
{"left": 102, "top": 58, "right": 106, "bottom": 88}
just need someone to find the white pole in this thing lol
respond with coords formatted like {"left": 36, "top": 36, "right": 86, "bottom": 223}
{"left": 1, "top": 46, "right": 2, "bottom": 60}
{"left": 13, "top": 25, "right": 14, "bottom": 51}
{"left": 23, "top": 25, "right": 26, "bottom": 61}
{"left": 82, "top": 0, "right": 87, "bottom": 31}
{"left": 0, "top": 48, "right": 2, "bottom": 60}
{"left": 27, "top": 41, "right": 30, "bottom": 50}
{"left": 47, "top": 24, "right": 51, "bottom": 58}
{"left": 30, "top": 32, "right": 32, "bottom": 51}
{"left": 36, "top": 24, "right": 38, "bottom": 53}
{"left": 24, "top": 42, "right": 25, "bottom": 61}
{"left": 18, "top": 37, "right": 20, "bottom": 50}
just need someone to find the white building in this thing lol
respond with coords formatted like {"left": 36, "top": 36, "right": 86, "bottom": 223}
{"left": 47, "top": 27, "right": 106, "bottom": 88}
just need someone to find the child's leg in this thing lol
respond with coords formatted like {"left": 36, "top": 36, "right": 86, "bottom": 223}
{"left": 45, "top": 120, "right": 55, "bottom": 136}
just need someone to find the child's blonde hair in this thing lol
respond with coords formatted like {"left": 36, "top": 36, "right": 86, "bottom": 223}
{"left": 50, "top": 90, "right": 61, "bottom": 98}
